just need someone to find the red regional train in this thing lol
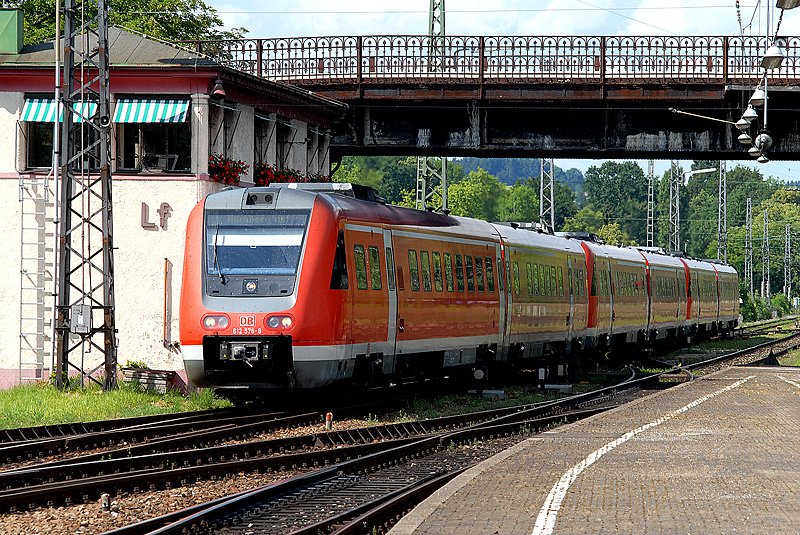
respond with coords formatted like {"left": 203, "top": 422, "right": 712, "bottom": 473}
{"left": 179, "top": 183, "right": 739, "bottom": 402}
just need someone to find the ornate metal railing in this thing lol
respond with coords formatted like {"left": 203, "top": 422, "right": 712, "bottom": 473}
{"left": 182, "top": 35, "right": 800, "bottom": 85}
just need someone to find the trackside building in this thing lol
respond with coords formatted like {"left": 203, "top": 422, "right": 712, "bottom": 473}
{"left": 0, "top": 9, "right": 346, "bottom": 387}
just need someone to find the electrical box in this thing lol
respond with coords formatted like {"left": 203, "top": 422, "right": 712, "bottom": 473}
{"left": 70, "top": 304, "right": 92, "bottom": 334}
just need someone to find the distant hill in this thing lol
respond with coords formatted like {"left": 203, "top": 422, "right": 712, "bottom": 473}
{"left": 454, "top": 157, "right": 585, "bottom": 196}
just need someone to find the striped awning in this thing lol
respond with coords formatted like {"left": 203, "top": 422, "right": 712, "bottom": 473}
{"left": 113, "top": 98, "right": 189, "bottom": 123}
{"left": 21, "top": 98, "right": 97, "bottom": 123}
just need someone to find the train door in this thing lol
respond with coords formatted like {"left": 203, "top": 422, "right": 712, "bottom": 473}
{"left": 567, "top": 256, "right": 575, "bottom": 344}
{"left": 496, "top": 243, "right": 508, "bottom": 359}
{"left": 382, "top": 230, "right": 398, "bottom": 374}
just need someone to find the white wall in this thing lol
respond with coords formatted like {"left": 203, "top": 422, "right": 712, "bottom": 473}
{"left": 0, "top": 92, "right": 23, "bottom": 172}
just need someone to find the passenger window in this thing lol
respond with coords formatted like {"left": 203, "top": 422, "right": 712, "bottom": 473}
{"left": 455, "top": 254, "right": 465, "bottom": 292}
{"left": 444, "top": 253, "right": 454, "bottom": 292}
{"left": 330, "top": 230, "right": 349, "bottom": 290}
{"left": 385, "top": 247, "right": 395, "bottom": 291}
{"left": 496, "top": 257, "right": 504, "bottom": 292}
{"left": 354, "top": 244, "right": 368, "bottom": 290}
{"left": 512, "top": 261, "right": 520, "bottom": 295}
{"left": 475, "top": 257, "right": 485, "bottom": 291}
{"left": 486, "top": 257, "right": 495, "bottom": 292}
{"left": 532, "top": 264, "right": 539, "bottom": 295}
{"left": 420, "top": 251, "right": 432, "bottom": 291}
{"left": 408, "top": 250, "right": 420, "bottom": 291}
{"left": 526, "top": 263, "right": 533, "bottom": 296}
{"left": 369, "top": 246, "right": 382, "bottom": 290}
{"left": 558, "top": 266, "right": 564, "bottom": 296}
{"left": 433, "top": 252, "right": 443, "bottom": 291}
{"left": 466, "top": 256, "right": 475, "bottom": 291}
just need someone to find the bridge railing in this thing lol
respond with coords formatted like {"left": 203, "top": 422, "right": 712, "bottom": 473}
{"left": 183, "top": 35, "right": 800, "bottom": 85}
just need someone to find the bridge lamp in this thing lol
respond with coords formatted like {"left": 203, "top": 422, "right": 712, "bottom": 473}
{"left": 738, "top": 132, "right": 753, "bottom": 145}
{"left": 776, "top": 0, "right": 800, "bottom": 10}
{"left": 762, "top": 44, "right": 785, "bottom": 70}
{"left": 735, "top": 118, "right": 751, "bottom": 131}
{"left": 750, "top": 86, "right": 767, "bottom": 106}
{"left": 741, "top": 104, "right": 759, "bottom": 123}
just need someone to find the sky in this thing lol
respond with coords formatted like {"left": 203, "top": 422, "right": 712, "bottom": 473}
{"left": 205, "top": 1, "right": 800, "bottom": 182}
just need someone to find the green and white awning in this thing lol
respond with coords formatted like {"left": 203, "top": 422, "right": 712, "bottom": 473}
{"left": 21, "top": 98, "right": 97, "bottom": 123}
{"left": 113, "top": 98, "right": 189, "bottom": 123}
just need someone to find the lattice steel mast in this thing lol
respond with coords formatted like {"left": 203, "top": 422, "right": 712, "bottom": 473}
{"left": 761, "top": 208, "right": 769, "bottom": 299}
{"left": 668, "top": 161, "right": 680, "bottom": 252}
{"left": 784, "top": 223, "right": 791, "bottom": 300}
{"left": 539, "top": 158, "right": 555, "bottom": 232}
{"left": 745, "top": 197, "right": 753, "bottom": 297}
{"left": 54, "top": 0, "right": 117, "bottom": 389}
{"left": 416, "top": 0, "right": 448, "bottom": 212}
{"left": 717, "top": 161, "right": 727, "bottom": 263}
{"left": 646, "top": 159, "right": 654, "bottom": 248}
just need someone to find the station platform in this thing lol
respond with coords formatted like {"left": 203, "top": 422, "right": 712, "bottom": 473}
{"left": 390, "top": 366, "right": 800, "bottom": 535}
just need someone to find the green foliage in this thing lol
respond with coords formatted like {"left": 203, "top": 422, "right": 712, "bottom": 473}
{"left": 740, "top": 293, "right": 773, "bottom": 322}
{"left": 596, "top": 222, "right": 635, "bottom": 246}
{"left": 124, "top": 360, "right": 149, "bottom": 369}
{"left": 447, "top": 168, "right": 504, "bottom": 219}
{"left": 0, "top": 382, "right": 230, "bottom": 429}
{"left": 562, "top": 207, "right": 605, "bottom": 233}
{"left": 771, "top": 293, "right": 791, "bottom": 317}
{"left": 8, "top": 0, "right": 246, "bottom": 45}
{"left": 496, "top": 180, "right": 539, "bottom": 222}
{"left": 584, "top": 161, "right": 647, "bottom": 243}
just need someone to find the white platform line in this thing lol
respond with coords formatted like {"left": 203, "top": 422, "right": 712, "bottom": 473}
{"left": 531, "top": 375, "right": 754, "bottom": 535}
{"left": 778, "top": 375, "right": 800, "bottom": 389}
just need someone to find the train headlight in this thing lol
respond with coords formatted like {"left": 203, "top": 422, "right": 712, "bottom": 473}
{"left": 202, "top": 314, "right": 230, "bottom": 330}
{"left": 266, "top": 315, "right": 294, "bottom": 330}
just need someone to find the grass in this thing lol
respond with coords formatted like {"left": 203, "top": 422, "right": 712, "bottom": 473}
{"left": 779, "top": 348, "right": 800, "bottom": 367}
{"left": 0, "top": 381, "right": 230, "bottom": 430}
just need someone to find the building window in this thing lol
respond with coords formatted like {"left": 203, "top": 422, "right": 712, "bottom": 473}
{"left": 276, "top": 119, "right": 295, "bottom": 171}
{"left": 114, "top": 98, "right": 190, "bottom": 172}
{"left": 254, "top": 115, "right": 273, "bottom": 166}
{"left": 21, "top": 97, "right": 99, "bottom": 170}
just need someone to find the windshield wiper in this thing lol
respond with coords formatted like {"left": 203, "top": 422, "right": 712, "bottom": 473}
{"left": 212, "top": 224, "right": 226, "bottom": 284}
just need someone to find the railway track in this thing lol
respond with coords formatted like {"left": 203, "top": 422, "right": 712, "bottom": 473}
{"left": 96, "top": 330, "right": 800, "bottom": 535}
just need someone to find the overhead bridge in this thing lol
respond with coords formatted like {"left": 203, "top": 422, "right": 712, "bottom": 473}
{"left": 187, "top": 35, "right": 800, "bottom": 160}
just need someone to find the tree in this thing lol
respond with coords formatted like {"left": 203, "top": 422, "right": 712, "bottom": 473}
{"left": 554, "top": 180, "right": 578, "bottom": 230}
{"left": 584, "top": 161, "right": 647, "bottom": 243}
{"left": 9, "top": 0, "right": 246, "bottom": 45}
{"left": 496, "top": 180, "right": 539, "bottom": 222}
{"left": 380, "top": 157, "right": 417, "bottom": 204}
{"left": 597, "top": 223, "right": 635, "bottom": 246}
{"left": 561, "top": 207, "right": 605, "bottom": 234}
{"left": 447, "top": 168, "right": 504, "bottom": 220}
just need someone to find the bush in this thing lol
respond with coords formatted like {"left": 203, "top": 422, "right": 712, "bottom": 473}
{"left": 209, "top": 153, "right": 249, "bottom": 185}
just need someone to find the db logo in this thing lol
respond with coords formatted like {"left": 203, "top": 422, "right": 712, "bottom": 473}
{"left": 239, "top": 315, "right": 256, "bottom": 327}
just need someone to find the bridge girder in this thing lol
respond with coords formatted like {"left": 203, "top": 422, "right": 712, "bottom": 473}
{"left": 317, "top": 83, "right": 800, "bottom": 161}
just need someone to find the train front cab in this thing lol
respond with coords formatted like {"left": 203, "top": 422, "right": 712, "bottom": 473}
{"left": 179, "top": 187, "right": 354, "bottom": 396}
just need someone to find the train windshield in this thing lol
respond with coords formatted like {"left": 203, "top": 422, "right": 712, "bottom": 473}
{"left": 205, "top": 209, "right": 309, "bottom": 276}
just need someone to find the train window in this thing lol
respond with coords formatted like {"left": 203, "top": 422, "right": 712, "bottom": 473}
{"left": 455, "top": 254, "right": 465, "bottom": 292}
{"left": 466, "top": 256, "right": 475, "bottom": 292}
{"left": 432, "top": 252, "right": 443, "bottom": 291}
{"left": 512, "top": 261, "right": 520, "bottom": 295}
{"left": 558, "top": 267, "right": 564, "bottom": 296}
{"left": 408, "top": 250, "right": 420, "bottom": 291}
{"left": 486, "top": 257, "right": 495, "bottom": 292}
{"left": 526, "top": 263, "right": 533, "bottom": 296}
{"left": 330, "top": 231, "right": 349, "bottom": 290}
{"left": 475, "top": 257, "right": 485, "bottom": 292}
{"left": 205, "top": 209, "right": 309, "bottom": 277}
{"left": 495, "top": 257, "right": 503, "bottom": 292}
{"left": 444, "top": 253, "right": 454, "bottom": 292}
{"left": 532, "top": 264, "right": 539, "bottom": 295}
{"left": 354, "top": 245, "right": 368, "bottom": 290}
{"left": 369, "top": 246, "right": 382, "bottom": 290}
{"left": 385, "top": 247, "right": 396, "bottom": 291}
{"left": 420, "top": 251, "right": 432, "bottom": 291}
